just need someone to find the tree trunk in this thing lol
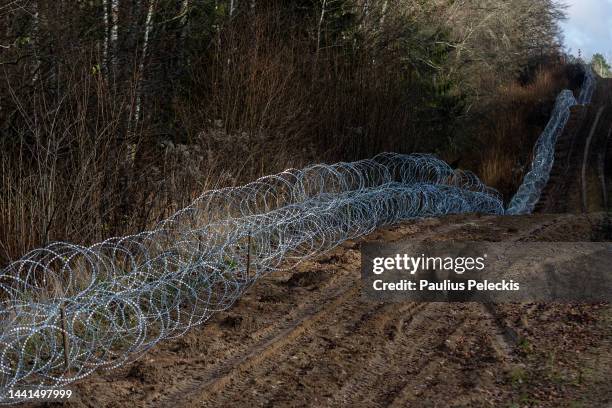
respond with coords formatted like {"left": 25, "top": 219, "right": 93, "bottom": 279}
{"left": 31, "top": 0, "right": 41, "bottom": 83}
{"left": 133, "top": 0, "right": 156, "bottom": 131}
{"left": 316, "top": 0, "right": 327, "bottom": 57}
{"left": 379, "top": 0, "right": 388, "bottom": 27}
{"left": 110, "top": 0, "right": 119, "bottom": 72}
{"left": 178, "top": 0, "right": 189, "bottom": 46}
{"left": 102, "top": 0, "right": 109, "bottom": 72}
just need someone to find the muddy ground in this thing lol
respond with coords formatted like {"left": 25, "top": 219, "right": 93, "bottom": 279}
{"left": 31, "top": 213, "right": 611, "bottom": 408}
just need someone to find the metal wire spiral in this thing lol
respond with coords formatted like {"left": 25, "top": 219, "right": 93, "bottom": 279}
{"left": 506, "top": 65, "right": 596, "bottom": 214}
{"left": 578, "top": 65, "right": 596, "bottom": 105}
{"left": 505, "top": 89, "right": 578, "bottom": 214}
{"left": 0, "top": 153, "right": 503, "bottom": 402}
{"left": 0, "top": 65, "right": 596, "bottom": 403}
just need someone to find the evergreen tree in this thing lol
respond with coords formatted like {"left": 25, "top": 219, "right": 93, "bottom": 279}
{"left": 592, "top": 53, "right": 611, "bottom": 77}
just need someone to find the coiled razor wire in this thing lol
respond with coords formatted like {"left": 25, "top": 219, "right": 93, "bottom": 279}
{"left": 505, "top": 90, "right": 577, "bottom": 214}
{"left": 506, "top": 64, "right": 596, "bottom": 214}
{"left": 0, "top": 65, "right": 596, "bottom": 403}
{"left": 578, "top": 65, "right": 596, "bottom": 105}
{"left": 0, "top": 153, "right": 503, "bottom": 402}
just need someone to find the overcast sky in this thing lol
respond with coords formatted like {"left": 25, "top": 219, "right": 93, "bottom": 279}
{"left": 561, "top": 0, "right": 612, "bottom": 61}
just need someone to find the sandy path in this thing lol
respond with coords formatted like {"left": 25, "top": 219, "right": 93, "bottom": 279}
{"left": 27, "top": 213, "right": 608, "bottom": 408}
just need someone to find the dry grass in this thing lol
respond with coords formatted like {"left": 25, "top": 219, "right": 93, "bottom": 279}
{"left": 0, "top": 61, "right": 573, "bottom": 267}
{"left": 0, "top": 69, "right": 209, "bottom": 266}
{"left": 475, "top": 65, "right": 571, "bottom": 200}
{"left": 174, "top": 5, "right": 422, "bottom": 162}
{"left": 0, "top": 4, "right": 572, "bottom": 267}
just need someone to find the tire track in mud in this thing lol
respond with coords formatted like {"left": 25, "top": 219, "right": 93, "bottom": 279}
{"left": 537, "top": 76, "right": 612, "bottom": 214}
{"left": 60, "top": 213, "right": 610, "bottom": 408}
{"left": 310, "top": 222, "right": 501, "bottom": 407}
{"left": 163, "top": 217, "right": 541, "bottom": 407}
{"left": 151, "top": 220, "right": 476, "bottom": 407}
{"left": 581, "top": 106, "right": 606, "bottom": 212}
{"left": 335, "top": 305, "right": 469, "bottom": 408}
{"left": 83, "top": 215, "right": 598, "bottom": 408}
{"left": 153, "top": 280, "right": 360, "bottom": 407}
{"left": 469, "top": 211, "right": 610, "bottom": 374}
{"left": 405, "top": 214, "right": 586, "bottom": 371}
{"left": 478, "top": 213, "right": 594, "bottom": 360}
{"left": 599, "top": 126, "right": 612, "bottom": 210}
{"left": 194, "top": 224, "right": 470, "bottom": 405}
{"left": 386, "top": 316, "right": 474, "bottom": 408}
{"left": 322, "top": 302, "right": 429, "bottom": 407}
{"left": 469, "top": 212, "right": 598, "bottom": 367}
{"left": 203, "top": 302, "right": 471, "bottom": 408}
{"left": 513, "top": 213, "right": 578, "bottom": 241}
{"left": 201, "top": 289, "right": 386, "bottom": 406}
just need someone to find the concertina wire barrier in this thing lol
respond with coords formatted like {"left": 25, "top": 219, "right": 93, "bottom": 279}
{"left": 0, "top": 65, "right": 596, "bottom": 402}
{"left": 506, "top": 65, "right": 596, "bottom": 214}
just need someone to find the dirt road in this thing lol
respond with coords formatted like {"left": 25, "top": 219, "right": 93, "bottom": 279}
{"left": 26, "top": 75, "right": 612, "bottom": 408}
{"left": 537, "top": 77, "right": 612, "bottom": 214}
{"left": 35, "top": 213, "right": 609, "bottom": 408}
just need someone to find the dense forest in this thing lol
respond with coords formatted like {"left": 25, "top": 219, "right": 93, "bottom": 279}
{"left": 0, "top": 0, "right": 582, "bottom": 264}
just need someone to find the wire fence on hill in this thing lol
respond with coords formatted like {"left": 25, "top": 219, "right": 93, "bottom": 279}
{"left": 0, "top": 65, "right": 597, "bottom": 403}
{"left": 0, "top": 154, "right": 503, "bottom": 402}
{"left": 506, "top": 65, "right": 596, "bottom": 214}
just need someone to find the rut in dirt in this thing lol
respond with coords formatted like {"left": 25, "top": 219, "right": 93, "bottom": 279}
{"left": 536, "top": 76, "right": 612, "bottom": 215}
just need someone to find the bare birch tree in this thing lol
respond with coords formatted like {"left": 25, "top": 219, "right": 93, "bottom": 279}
{"left": 31, "top": 0, "right": 40, "bottom": 83}
{"left": 133, "top": 0, "right": 156, "bottom": 131}
{"left": 110, "top": 0, "right": 119, "bottom": 72}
